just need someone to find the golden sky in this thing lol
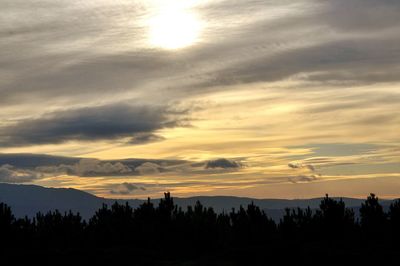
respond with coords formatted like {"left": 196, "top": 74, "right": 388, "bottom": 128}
{"left": 1, "top": 0, "right": 400, "bottom": 199}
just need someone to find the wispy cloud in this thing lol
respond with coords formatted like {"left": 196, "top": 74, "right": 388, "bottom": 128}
{"left": 1, "top": 0, "right": 400, "bottom": 198}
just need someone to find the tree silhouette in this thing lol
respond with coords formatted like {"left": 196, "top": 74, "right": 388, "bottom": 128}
{"left": 360, "top": 193, "right": 386, "bottom": 238}
{"left": 0, "top": 193, "right": 399, "bottom": 264}
{"left": 388, "top": 199, "right": 400, "bottom": 237}
{"left": 279, "top": 206, "right": 314, "bottom": 239}
{"left": 0, "top": 203, "right": 14, "bottom": 245}
{"left": 315, "top": 194, "right": 355, "bottom": 239}
{"left": 0, "top": 202, "right": 14, "bottom": 228}
{"left": 88, "top": 202, "right": 135, "bottom": 245}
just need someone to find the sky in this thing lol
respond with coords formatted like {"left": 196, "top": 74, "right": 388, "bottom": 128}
{"left": 1, "top": 0, "right": 400, "bottom": 199}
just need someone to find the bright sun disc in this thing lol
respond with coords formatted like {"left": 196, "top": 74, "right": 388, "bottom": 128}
{"left": 148, "top": 9, "right": 202, "bottom": 50}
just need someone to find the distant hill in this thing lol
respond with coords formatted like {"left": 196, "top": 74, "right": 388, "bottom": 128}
{"left": 0, "top": 183, "right": 128, "bottom": 219}
{"left": 0, "top": 183, "right": 393, "bottom": 221}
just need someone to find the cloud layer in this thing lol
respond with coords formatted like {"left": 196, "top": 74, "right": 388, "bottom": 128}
{"left": 1, "top": 0, "right": 400, "bottom": 198}
{"left": 0, "top": 103, "right": 186, "bottom": 147}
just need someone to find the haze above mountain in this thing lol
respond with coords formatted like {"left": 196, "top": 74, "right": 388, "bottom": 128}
{"left": 0, "top": 183, "right": 393, "bottom": 221}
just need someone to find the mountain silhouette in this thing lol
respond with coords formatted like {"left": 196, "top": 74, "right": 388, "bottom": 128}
{"left": 0, "top": 183, "right": 393, "bottom": 220}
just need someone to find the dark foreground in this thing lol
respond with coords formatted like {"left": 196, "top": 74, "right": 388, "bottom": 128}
{"left": 1, "top": 193, "right": 400, "bottom": 265}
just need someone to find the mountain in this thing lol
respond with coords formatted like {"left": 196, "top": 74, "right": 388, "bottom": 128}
{"left": 0, "top": 183, "right": 125, "bottom": 219}
{"left": 0, "top": 183, "right": 393, "bottom": 221}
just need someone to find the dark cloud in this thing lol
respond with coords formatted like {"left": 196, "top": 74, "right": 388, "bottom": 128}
{"left": 0, "top": 154, "right": 243, "bottom": 181}
{"left": 0, "top": 154, "right": 189, "bottom": 178}
{"left": 0, "top": 154, "right": 247, "bottom": 184}
{"left": 37, "top": 159, "right": 133, "bottom": 177}
{"left": 0, "top": 164, "right": 41, "bottom": 183}
{"left": 134, "top": 162, "right": 162, "bottom": 175}
{"left": 205, "top": 159, "right": 242, "bottom": 169}
{"left": 0, "top": 153, "right": 80, "bottom": 168}
{"left": 0, "top": 103, "right": 187, "bottom": 147}
{"left": 128, "top": 133, "right": 166, "bottom": 145}
{"left": 118, "top": 158, "right": 187, "bottom": 171}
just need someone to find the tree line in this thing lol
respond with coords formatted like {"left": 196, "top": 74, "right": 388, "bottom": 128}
{"left": 1, "top": 193, "right": 400, "bottom": 264}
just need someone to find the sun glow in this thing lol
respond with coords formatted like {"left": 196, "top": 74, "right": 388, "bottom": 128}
{"left": 148, "top": 5, "right": 202, "bottom": 50}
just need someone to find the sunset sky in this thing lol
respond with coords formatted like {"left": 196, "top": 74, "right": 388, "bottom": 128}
{"left": 1, "top": 0, "right": 400, "bottom": 199}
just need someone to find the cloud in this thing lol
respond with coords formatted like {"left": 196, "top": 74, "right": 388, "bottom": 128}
{"left": 0, "top": 153, "right": 80, "bottom": 168}
{"left": 2, "top": 0, "right": 400, "bottom": 112}
{"left": 0, "top": 103, "right": 187, "bottom": 147}
{"left": 0, "top": 164, "right": 41, "bottom": 183}
{"left": 300, "top": 157, "right": 357, "bottom": 168}
{"left": 0, "top": 154, "right": 248, "bottom": 183}
{"left": 288, "top": 160, "right": 320, "bottom": 183}
{"left": 288, "top": 162, "right": 315, "bottom": 172}
{"left": 128, "top": 133, "right": 166, "bottom": 145}
{"left": 37, "top": 158, "right": 132, "bottom": 177}
{"left": 288, "top": 175, "right": 319, "bottom": 184}
{"left": 110, "top": 182, "right": 146, "bottom": 195}
{"left": 135, "top": 162, "right": 162, "bottom": 175}
{"left": 202, "top": 36, "right": 400, "bottom": 88}
{"left": 322, "top": 0, "right": 400, "bottom": 31}
{"left": 205, "top": 158, "right": 242, "bottom": 169}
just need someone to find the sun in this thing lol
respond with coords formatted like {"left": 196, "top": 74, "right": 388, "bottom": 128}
{"left": 148, "top": 8, "right": 202, "bottom": 50}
